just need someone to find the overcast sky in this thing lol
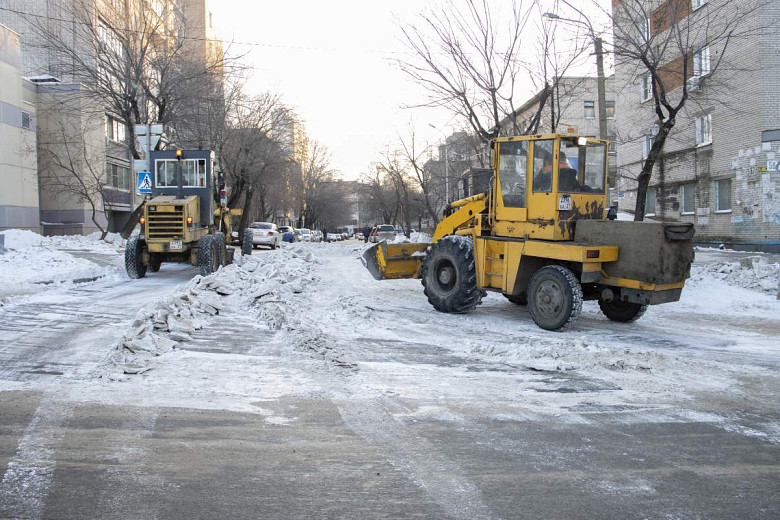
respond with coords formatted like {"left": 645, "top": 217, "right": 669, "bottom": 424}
{"left": 213, "top": 1, "right": 610, "bottom": 180}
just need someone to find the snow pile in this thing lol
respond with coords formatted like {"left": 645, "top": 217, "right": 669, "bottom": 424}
{"left": 0, "top": 248, "right": 114, "bottom": 287}
{"left": 105, "top": 246, "right": 353, "bottom": 377}
{"left": 0, "top": 229, "right": 124, "bottom": 253}
{"left": 690, "top": 257, "right": 779, "bottom": 294}
{"left": 410, "top": 231, "right": 432, "bottom": 243}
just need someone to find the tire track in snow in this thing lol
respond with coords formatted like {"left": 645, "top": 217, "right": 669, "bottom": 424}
{"left": 335, "top": 397, "right": 497, "bottom": 520}
{"left": 0, "top": 394, "right": 73, "bottom": 519}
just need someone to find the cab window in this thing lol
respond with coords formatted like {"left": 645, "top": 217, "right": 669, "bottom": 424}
{"left": 498, "top": 141, "right": 528, "bottom": 208}
{"left": 532, "top": 139, "right": 555, "bottom": 192}
{"left": 559, "top": 139, "right": 606, "bottom": 193}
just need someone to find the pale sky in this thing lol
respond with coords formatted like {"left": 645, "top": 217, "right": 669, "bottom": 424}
{"left": 213, "top": 1, "right": 610, "bottom": 180}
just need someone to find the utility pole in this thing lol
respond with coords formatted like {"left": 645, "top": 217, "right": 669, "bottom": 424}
{"left": 595, "top": 37, "right": 608, "bottom": 141}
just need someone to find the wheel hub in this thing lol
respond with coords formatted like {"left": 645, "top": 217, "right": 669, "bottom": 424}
{"left": 535, "top": 280, "right": 563, "bottom": 317}
{"left": 438, "top": 267, "right": 454, "bottom": 285}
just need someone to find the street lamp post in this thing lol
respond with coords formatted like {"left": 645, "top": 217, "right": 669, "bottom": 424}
{"left": 543, "top": 8, "right": 607, "bottom": 141}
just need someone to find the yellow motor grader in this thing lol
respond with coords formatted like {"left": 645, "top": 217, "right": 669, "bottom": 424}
{"left": 125, "top": 149, "right": 241, "bottom": 279}
{"left": 362, "top": 134, "right": 695, "bottom": 331}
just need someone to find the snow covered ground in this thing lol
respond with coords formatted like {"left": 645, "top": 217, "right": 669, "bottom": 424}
{"left": 0, "top": 233, "right": 778, "bottom": 517}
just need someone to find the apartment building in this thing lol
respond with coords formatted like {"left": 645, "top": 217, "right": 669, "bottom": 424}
{"left": 0, "top": 0, "right": 219, "bottom": 235}
{"left": 0, "top": 24, "right": 39, "bottom": 232}
{"left": 612, "top": 0, "right": 780, "bottom": 250}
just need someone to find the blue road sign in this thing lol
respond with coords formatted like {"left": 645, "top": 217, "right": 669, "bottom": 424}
{"left": 137, "top": 172, "right": 152, "bottom": 194}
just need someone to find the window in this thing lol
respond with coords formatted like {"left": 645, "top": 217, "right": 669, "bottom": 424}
{"left": 605, "top": 101, "right": 615, "bottom": 119}
{"left": 692, "top": 0, "right": 708, "bottom": 10}
{"left": 155, "top": 159, "right": 207, "bottom": 188}
{"left": 695, "top": 114, "right": 712, "bottom": 146}
{"left": 97, "top": 20, "right": 123, "bottom": 57}
{"left": 21, "top": 111, "right": 31, "bottom": 130}
{"left": 532, "top": 139, "right": 555, "bottom": 192}
{"left": 680, "top": 183, "right": 695, "bottom": 214}
{"left": 498, "top": 140, "right": 528, "bottom": 207}
{"left": 584, "top": 101, "right": 595, "bottom": 119}
{"left": 106, "top": 115, "right": 126, "bottom": 143}
{"left": 106, "top": 163, "right": 131, "bottom": 190}
{"left": 642, "top": 134, "right": 654, "bottom": 160}
{"left": 558, "top": 138, "right": 607, "bottom": 194}
{"left": 640, "top": 74, "right": 651, "bottom": 102}
{"left": 714, "top": 179, "right": 731, "bottom": 212}
{"left": 646, "top": 186, "right": 656, "bottom": 215}
{"left": 693, "top": 46, "right": 711, "bottom": 77}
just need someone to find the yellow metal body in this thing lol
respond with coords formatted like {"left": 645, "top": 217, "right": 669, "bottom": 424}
{"left": 145, "top": 195, "right": 207, "bottom": 255}
{"left": 362, "top": 133, "right": 690, "bottom": 301}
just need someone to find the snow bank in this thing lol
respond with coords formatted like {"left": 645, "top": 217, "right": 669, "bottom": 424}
{"left": 0, "top": 229, "right": 125, "bottom": 253}
{"left": 104, "top": 246, "right": 352, "bottom": 377}
{"left": 689, "top": 257, "right": 779, "bottom": 295}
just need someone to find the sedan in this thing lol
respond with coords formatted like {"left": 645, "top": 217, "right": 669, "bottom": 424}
{"left": 247, "top": 222, "right": 282, "bottom": 249}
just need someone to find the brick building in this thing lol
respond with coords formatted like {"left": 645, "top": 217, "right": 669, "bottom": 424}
{"left": 612, "top": 0, "right": 780, "bottom": 250}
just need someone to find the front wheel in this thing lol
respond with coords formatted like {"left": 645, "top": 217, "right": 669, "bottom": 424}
{"left": 421, "top": 236, "right": 482, "bottom": 313}
{"left": 527, "top": 265, "right": 582, "bottom": 331}
{"left": 125, "top": 236, "right": 147, "bottom": 279}
{"left": 149, "top": 253, "right": 162, "bottom": 272}
{"left": 197, "top": 235, "right": 220, "bottom": 276}
{"left": 598, "top": 299, "right": 648, "bottom": 323}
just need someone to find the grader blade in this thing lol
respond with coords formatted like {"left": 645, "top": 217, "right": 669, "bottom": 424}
{"left": 361, "top": 241, "right": 429, "bottom": 280}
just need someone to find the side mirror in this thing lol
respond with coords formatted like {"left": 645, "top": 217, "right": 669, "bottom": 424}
{"left": 607, "top": 206, "right": 618, "bottom": 220}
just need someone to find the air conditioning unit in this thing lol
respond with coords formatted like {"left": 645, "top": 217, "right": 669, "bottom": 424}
{"left": 687, "top": 76, "right": 702, "bottom": 92}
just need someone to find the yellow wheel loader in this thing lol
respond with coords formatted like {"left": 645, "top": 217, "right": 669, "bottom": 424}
{"left": 125, "top": 149, "right": 242, "bottom": 279}
{"left": 362, "top": 134, "right": 695, "bottom": 331}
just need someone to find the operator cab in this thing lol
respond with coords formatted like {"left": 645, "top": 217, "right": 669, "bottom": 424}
{"left": 149, "top": 149, "right": 216, "bottom": 227}
{"left": 492, "top": 134, "right": 609, "bottom": 240}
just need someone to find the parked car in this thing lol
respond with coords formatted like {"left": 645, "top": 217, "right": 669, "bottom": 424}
{"left": 299, "top": 228, "right": 312, "bottom": 242}
{"left": 247, "top": 222, "right": 282, "bottom": 250}
{"left": 326, "top": 232, "right": 342, "bottom": 242}
{"left": 374, "top": 224, "right": 397, "bottom": 242}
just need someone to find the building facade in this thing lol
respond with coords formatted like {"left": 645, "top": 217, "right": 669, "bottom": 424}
{"left": 612, "top": 0, "right": 780, "bottom": 250}
{"left": 0, "top": 24, "right": 39, "bottom": 232}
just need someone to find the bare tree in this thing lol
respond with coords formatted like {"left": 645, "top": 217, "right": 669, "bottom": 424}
{"left": 398, "top": 0, "right": 587, "bottom": 142}
{"left": 609, "top": 0, "right": 766, "bottom": 220}
{"left": 297, "top": 140, "right": 337, "bottom": 229}
{"left": 36, "top": 93, "right": 111, "bottom": 239}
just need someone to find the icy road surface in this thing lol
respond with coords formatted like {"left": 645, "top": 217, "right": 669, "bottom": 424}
{"left": 0, "top": 238, "right": 778, "bottom": 519}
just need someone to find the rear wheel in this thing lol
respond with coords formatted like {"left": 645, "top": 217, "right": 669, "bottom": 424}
{"left": 598, "top": 299, "right": 648, "bottom": 323}
{"left": 421, "top": 236, "right": 482, "bottom": 313}
{"left": 149, "top": 253, "right": 162, "bottom": 272}
{"left": 527, "top": 265, "right": 582, "bottom": 331}
{"left": 125, "top": 236, "right": 147, "bottom": 279}
{"left": 197, "top": 235, "right": 220, "bottom": 276}
{"left": 241, "top": 229, "right": 253, "bottom": 256}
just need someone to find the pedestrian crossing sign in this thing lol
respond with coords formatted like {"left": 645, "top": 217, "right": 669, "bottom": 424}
{"left": 137, "top": 172, "right": 152, "bottom": 194}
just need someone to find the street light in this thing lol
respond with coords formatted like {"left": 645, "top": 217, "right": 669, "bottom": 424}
{"left": 543, "top": 5, "right": 607, "bottom": 142}
{"left": 429, "top": 123, "right": 450, "bottom": 203}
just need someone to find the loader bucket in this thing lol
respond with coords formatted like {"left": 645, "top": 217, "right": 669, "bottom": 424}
{"left": 361, "top": 241, "right": 429, "bottom": 280}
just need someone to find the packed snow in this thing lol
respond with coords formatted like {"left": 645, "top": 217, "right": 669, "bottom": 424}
{"left": 689, "top": 256, "right": 779, "bottom": 294}
{"left": 0, "top": 230, "right": 125, "bottom": 299}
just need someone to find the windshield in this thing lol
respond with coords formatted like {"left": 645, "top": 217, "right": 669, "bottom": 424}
{"left": 301, "top": 229, "right": 311, "bottom": 234}
{"left": 378, "top": 225, "right": 395, "bottom": 232}
{"left": 558, "top": 139, "right": 607, "bottom": 194}
{"left": 251, "top": 222, "right": 273, "bottom": 229}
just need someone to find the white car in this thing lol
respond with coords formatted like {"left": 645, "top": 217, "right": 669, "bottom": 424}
{"left": 299, "top": 228, "right": 312, "bottom": 242}
{"left": 326, "top": 233, "right": 342, "bottom": 242}
{"left": 247, "top": 222, "right": 282, "bottom": 249}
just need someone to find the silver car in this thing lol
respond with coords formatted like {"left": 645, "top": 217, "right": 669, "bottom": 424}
{"left": 248, "top": 222, "right": 282, "bottom": 249}
{"left": 375, "top": 224, "right": 397, "bottom": 242}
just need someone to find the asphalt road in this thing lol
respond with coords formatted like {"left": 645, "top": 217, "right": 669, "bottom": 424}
{"left": 0, "top": 243, "right": 778, "bottom": 519}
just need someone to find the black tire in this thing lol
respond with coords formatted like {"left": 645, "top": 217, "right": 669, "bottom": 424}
{"left": 421, "top": 236, "right": 482, "bottom": 313}
{"left": 504, "top": 293, "right": 527, "bottom": 306}
{"left": 527, "top": 265, "right": 582, "bottom": 331}
{"left": 197, "top": 235, "right": 220, "bottom": 276}
{"left": 598, "top": 299, "right": 648, "bottom": 323}
{"left": 125, "top": 236, "right": 147, "bottom": 279}
{"left": 241, "top": 229, "right": 253, "bottom": 256}
{"left": 149, "top": 253, "right": 162, "bottom": 272}
{"left": 212, "top": 232, "right": 227, "bottom": 266}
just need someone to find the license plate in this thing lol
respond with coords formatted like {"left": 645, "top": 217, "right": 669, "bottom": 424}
{"left": 558, "top": 195, "right": 572, "bottom": 211}
{"left": 169, "top": 239, "right": 183, "bottom": 250}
